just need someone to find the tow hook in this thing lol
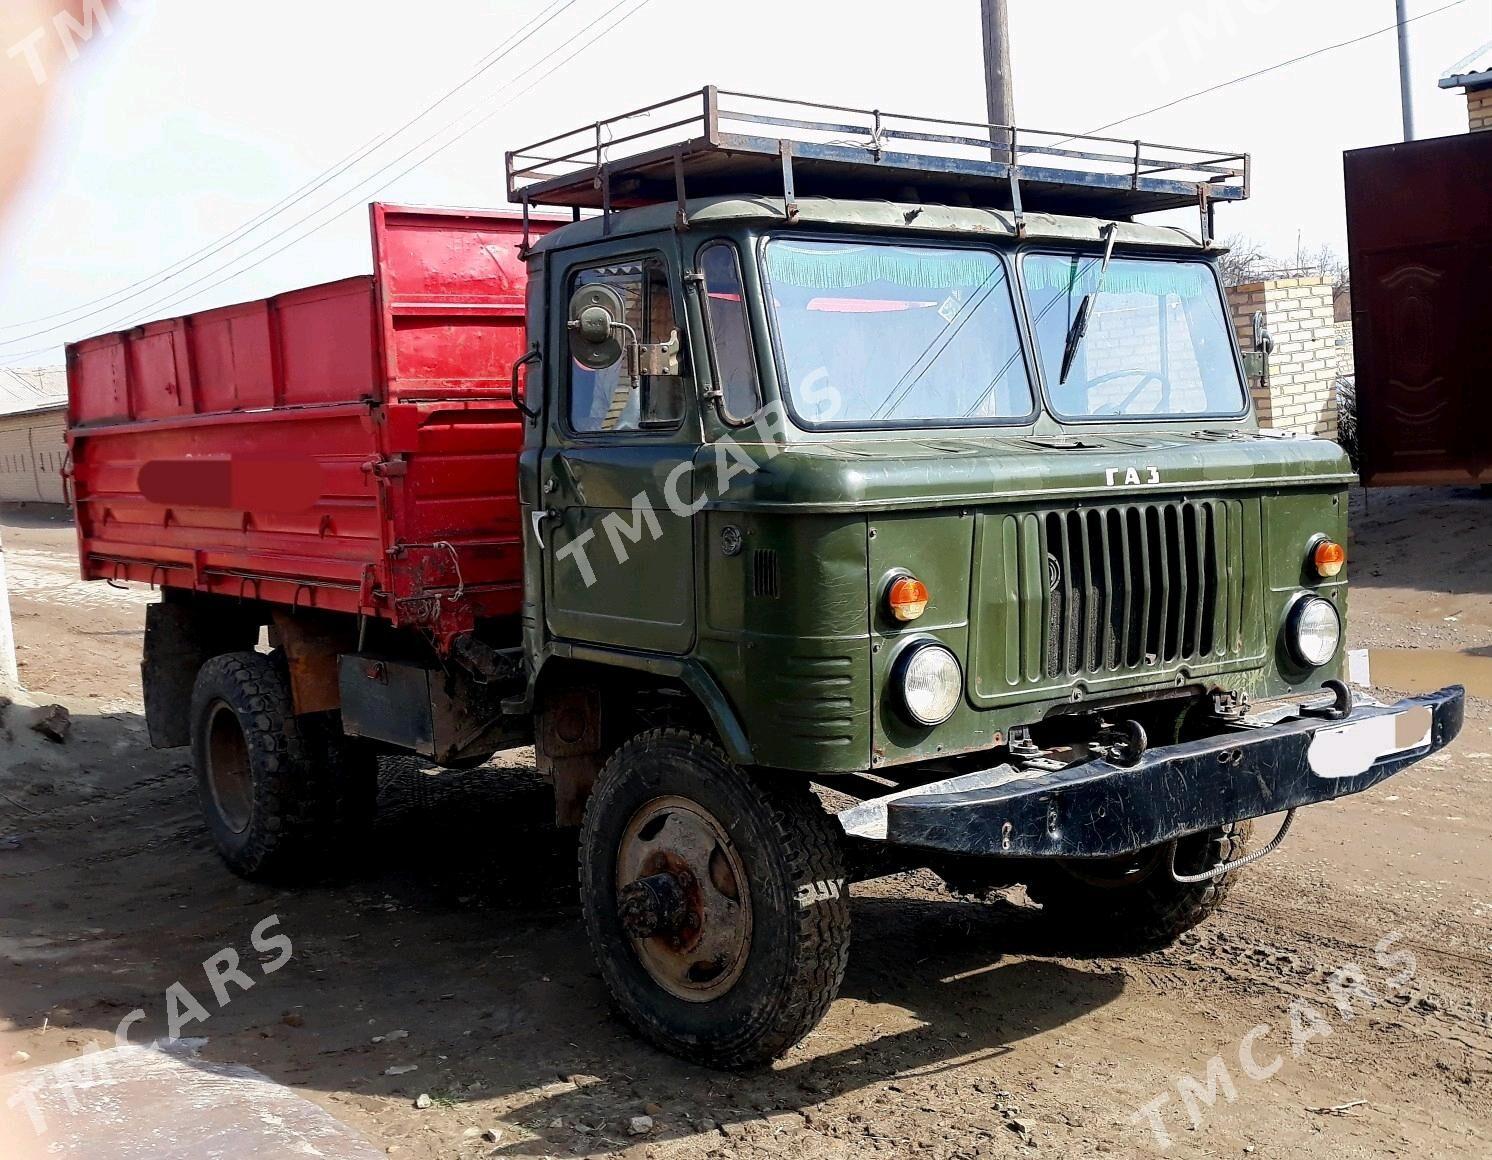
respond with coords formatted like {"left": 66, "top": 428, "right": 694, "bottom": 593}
{"left": 1300, "top": 679, "right": 1353, "bottom": 722}
{"left": 1096, "top": 719, "right": 1148, "bottom": 767}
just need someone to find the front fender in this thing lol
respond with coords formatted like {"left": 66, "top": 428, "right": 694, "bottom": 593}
{"left": 537, "top": 642, "right": 755, "bottom": 766}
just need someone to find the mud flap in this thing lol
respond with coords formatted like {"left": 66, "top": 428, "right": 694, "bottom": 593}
{"left": 338, "top": 653, "right": 530, "bottom": 765}
{"left": 142, "top": 599, "right": 258, "bottom": 749}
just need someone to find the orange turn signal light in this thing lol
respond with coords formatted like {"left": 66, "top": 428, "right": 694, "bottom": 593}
{"left": 1312, "top": 539, "right": 1345, "bottom": 578}
{"left": 887, "top": 575, "right": 930, "bottom": 622}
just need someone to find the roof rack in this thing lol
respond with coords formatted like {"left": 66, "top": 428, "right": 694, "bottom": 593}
{"left": 505, "top": 87, "right": 1248, "bottom": 242}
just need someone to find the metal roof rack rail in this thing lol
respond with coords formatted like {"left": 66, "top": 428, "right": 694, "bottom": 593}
{"left": 505, "top": 87, "right": 1249, "bottom": 242}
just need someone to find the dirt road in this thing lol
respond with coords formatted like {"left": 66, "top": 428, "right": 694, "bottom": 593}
{"left": 1, "top": 491, "right": 1488, "bottom": 1159}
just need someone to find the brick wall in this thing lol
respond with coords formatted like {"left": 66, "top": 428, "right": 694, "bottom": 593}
{"left": 1334, "top": 321, "right": 1355, "bottom": 379}
{"left": 1225, "top": 276, "right": 1338, "bottom": 439}
{"left": 1469, "top": 87, "right": 1492, "bottom": 132}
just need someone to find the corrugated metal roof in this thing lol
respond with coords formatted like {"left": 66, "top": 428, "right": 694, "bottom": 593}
{"left": 0, "top": 367, "right": 66, "bottom": 418}
{"left": 1440, "top": 41, "right": 1492, "bottom": 90}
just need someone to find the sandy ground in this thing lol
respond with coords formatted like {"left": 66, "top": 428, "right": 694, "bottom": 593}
{"left": 0, "top": 489, "right": 1488, "bottom": 1160}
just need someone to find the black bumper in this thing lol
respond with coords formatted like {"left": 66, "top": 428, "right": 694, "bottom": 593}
{"left": 880, "top": 686, "right": 1465, "bottom": 859}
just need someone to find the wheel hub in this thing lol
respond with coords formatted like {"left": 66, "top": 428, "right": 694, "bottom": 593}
{"left": 205, "top": 702, "right": 253, "bottom": 835}
{"left": 616, "top": 796, "right": 752, "bottom": 1002}
{"left": 618, "top": 869, "right": 696, "bottom": 940}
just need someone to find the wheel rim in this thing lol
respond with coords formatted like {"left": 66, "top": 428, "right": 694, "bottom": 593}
{"left": 615, "top": 795, "right": 753, "bottom": 1003}
{"left": 205, "top": 702, "right": 254, "bottom": 835}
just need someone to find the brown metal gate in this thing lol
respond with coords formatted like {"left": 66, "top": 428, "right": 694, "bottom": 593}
{"left": 1345, "top": 132, "right": 1492, "bottom": 486}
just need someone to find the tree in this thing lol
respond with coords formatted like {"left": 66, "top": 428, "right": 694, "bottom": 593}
{"left": 1216, "top": 234, "right": 1350, "bottom": 296}
{"left": 1216, "top": 235, "right": 1273, "bottom": 287}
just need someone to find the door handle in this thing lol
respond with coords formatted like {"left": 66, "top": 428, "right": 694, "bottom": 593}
{"left": 530, "top": 507, "right": 561, "bottom": 550}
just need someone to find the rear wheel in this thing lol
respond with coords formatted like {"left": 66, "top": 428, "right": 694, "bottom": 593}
{"left": 1024, "top": 822, "right": 1253, "bottom": 949}
{"left": 578, "top": 729, "right": 850, "bottom": 1069}
{"left": 190, "top": 651, "right": 376, "bottom": 881}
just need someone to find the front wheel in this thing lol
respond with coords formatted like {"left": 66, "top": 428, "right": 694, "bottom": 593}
{"left": 1024, "top": 822, "right": 1253, "bottom": 949}
{"left": 578, "top": 729, "right": 850, "bottom": 1069}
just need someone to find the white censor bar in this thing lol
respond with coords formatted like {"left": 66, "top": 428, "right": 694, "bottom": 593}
{"left": 1308, "top": 704, "right": 1434, "bottom": 780}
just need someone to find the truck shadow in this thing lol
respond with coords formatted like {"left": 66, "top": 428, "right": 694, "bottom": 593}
{"left": 0, "top": 714, "right": 1128, "bottom": 1155}
{"left": 0, "top": 504, "right": 72, "bottom": 531}
{"left": 1348, "top": 485, "right": 1492, "bottom": 595}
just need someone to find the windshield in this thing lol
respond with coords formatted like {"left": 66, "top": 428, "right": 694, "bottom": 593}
{"left": 1025, "top": 253, "right": 1246, "bottom": 420}
{"left": 763, "top": 239, "right": 1034, "bottom": 426}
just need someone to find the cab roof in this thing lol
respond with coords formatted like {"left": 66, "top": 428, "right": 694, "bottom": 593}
{"left": 526, "top": 195, "right": 1218, "bottom": 257}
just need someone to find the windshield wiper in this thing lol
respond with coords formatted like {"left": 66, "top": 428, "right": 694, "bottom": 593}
{"left": 1058, "top": 222, "right": 1119, "bottom": 386}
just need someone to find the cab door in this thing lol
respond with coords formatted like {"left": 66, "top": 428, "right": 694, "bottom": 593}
{"left": 540, "top": 239, "right": 698, "bottom": 654}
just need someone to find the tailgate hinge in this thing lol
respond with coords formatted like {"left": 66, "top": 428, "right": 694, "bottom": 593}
{"left": 363, "top": 456, "right": 408, "bottom": 479}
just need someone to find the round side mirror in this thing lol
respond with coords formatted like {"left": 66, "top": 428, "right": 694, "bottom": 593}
{"left": 1251, "top": 310, "right": 1275, "bottom": 356}
{"left": 568, "top": 284, "right": 626, "bottom": 371}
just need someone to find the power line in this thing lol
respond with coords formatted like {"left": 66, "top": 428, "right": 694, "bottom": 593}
{"left": 81, "top": 0, "right": 657, "bottom": 331}
{"left": 19, "top": 0, "right": 1456, "bottom": 360}
{"left": 1085, "top": 0, "right": 1469, "bottom": 136}
{"left": 0, "top": 0, "right": 658, "bottom": 364}
{"left": 0, "top": 0, "right": 584, "bottom": 341}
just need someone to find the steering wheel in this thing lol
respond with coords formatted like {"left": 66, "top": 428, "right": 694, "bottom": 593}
{"left": 1083, "top": 371, "right": 1170, "bottom": 417}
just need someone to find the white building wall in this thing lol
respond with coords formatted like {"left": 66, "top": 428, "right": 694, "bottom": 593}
{"left": 0, "top": 407, "right": 68, "bottom": 505}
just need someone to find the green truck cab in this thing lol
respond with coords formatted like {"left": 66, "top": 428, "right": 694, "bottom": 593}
{"left": 505, "top": 92, "right": 1461, "bottom": 1065}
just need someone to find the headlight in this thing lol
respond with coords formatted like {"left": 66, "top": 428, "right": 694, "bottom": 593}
{"left": 896, "top": 641, "right": 962, "bottom": 726}
{"left": 1288, "top": 596, "right": 1341, "bottom": 667}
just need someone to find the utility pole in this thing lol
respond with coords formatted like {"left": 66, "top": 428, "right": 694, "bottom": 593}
{"left": 981, "top": 0, "right": 1015, "bottom": 154}
{"left": 1395, "top": 0, "right": 1416, "bottom": 141}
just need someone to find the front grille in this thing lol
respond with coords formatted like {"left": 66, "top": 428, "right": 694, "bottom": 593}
{"left": 1042, "top": 500, "right": 1235, "bottom": 678}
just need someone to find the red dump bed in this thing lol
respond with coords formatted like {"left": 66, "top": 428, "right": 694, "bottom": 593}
{"left": 67, "top": 204, "right": 559, "bottom": 649}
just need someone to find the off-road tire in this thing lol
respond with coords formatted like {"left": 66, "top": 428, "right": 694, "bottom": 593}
{"left": 298, "top": 709, "right": 380, "bottom": 838}
{"left": 578, "top": 728, "right": 850, "bottom": 1069}
{"left": 1024, "top": 822, "right": 1253, "bottom": 949}
{"left": 190, "top": 651, "right": 376, "bottom": 881}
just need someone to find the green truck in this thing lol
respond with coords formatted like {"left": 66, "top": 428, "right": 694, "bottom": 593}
{"left": 72, "top": 89, "right": 1464, "bottom": 1069}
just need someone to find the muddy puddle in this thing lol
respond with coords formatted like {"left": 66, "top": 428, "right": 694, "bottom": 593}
{"left": 1369, "top": 646, "right": 1492, "bottom": 700}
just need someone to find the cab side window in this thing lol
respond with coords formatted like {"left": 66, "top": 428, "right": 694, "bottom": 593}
{"left": 698, "top": 242, "right": 762, "bottom": 420}
{"left": 568, "top": 258, "right": 686, "bottom": 433}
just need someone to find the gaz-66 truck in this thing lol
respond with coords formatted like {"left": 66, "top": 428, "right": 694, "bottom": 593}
{"left": 65, "top": 90, "right": 1463, "bottom": 1067}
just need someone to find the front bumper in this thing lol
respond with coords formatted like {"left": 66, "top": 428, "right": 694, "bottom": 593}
{"left": 839, "top": 686, "right": 1464, "bottom": 859}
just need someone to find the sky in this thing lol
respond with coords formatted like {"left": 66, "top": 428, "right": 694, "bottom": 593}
{"left": 0, "top": 0, "right": 1487, "bottom": 367}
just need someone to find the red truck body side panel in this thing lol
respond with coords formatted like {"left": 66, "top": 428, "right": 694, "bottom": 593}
{"left": 66, "top": 204, "right": 561, "bottom": 649}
